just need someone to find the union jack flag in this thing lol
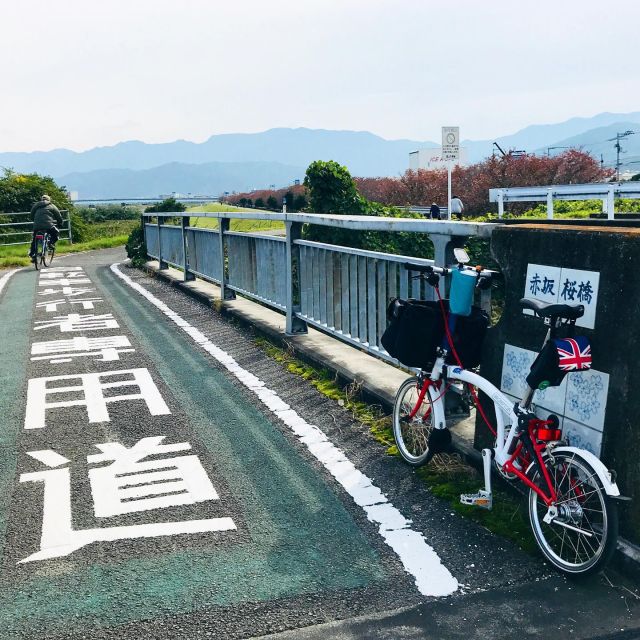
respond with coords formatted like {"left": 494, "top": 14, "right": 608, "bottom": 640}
{"left": 554, "top": 337, "right": 592, "bottom": 372}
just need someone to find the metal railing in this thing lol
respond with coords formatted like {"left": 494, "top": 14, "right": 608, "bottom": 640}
{"left": 143, "top": 211, "right": 499, "bottom": 366}
{"left": 489, "top": 183, "right": 640, "bottom": 219}
{"left": 0, "top": 210, "right": 72, "bottom": 246}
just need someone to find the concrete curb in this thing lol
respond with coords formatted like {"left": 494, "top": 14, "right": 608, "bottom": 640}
{"left": 138, "top": 260, "right": 639, "bottom": 579}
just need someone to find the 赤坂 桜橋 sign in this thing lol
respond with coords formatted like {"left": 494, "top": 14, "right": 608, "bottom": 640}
{"left": 524, "top": 263, "right": 600, "bottom": 329}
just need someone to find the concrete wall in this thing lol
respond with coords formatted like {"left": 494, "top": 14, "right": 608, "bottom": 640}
{"left": 476, "top": 224, "right": 640, "bottom": 542}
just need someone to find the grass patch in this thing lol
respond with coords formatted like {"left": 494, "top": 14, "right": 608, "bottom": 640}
{"left": 187, "top": 203, "right": 254, "bottom": 213}
{"left": 81, "top": 220, "right": 137, "bottom": 241}
{"left": 185, "top": 203, "right": 285, "bottom": 234}
{"left": 253, "top": 334, "right": 536, "bottom": 554}
{"left": 0, "top": 235, "right": 129, "bottom": 268}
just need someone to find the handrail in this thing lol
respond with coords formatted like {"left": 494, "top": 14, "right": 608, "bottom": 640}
{"left": 143, "top": 209, "right": 499, "bottom": 355}
{"left": 145, "top": 211, "right": 499, "bottom": 237}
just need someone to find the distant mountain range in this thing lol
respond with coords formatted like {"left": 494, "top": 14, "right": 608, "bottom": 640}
{"left": 2, "top": 111, "right": 640, "bottom": 198}
{"left": 58, "top": 161, "right": 304, "bottom": 200}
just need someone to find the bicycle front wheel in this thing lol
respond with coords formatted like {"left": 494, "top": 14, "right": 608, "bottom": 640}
{"left": 528, "top": 450, "right": 618, "bottom": 576}
{"left": 392, "top": 376, "right": 436, "bottom": 466}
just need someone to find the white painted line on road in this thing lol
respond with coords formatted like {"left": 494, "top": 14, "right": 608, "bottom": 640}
{"left": 110, "top": 262, "right": 459, "bottom": 597}
{"left": 0, "top": 269, "right": 20, "bottom": 297}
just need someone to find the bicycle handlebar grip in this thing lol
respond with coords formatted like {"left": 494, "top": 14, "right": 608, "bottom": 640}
{"left": 403, "top": 262, "right": 433, "bottom": 273}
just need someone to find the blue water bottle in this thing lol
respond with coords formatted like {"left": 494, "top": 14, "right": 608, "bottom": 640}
{"left": 449, "top": 268, "right": 476, "bottom": 316}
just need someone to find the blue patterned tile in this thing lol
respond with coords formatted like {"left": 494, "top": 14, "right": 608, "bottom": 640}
{"left": 563, "top": 369, "right": 609, "bottom": 431}
{"left": 562, "top": 419, "right": 603, "bottom": 456}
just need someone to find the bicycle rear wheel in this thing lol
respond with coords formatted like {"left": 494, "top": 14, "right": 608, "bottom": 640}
{"left": 42, "top": 238, "right": 55, "bottom": 267}
{"left": 528, "top": 450, "right": 618, "bottom": 576}
{"left": 33, "top": 237, "right": 42, "bottom": 271}
{"left": 392, "top": 376, "right": 436, "bottom": 466}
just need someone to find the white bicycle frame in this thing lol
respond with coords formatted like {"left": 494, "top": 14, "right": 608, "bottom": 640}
{"left": 425, "top": 356, "right": 620, "bottom": 497}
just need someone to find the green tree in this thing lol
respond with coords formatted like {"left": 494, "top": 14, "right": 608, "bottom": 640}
{"left": 631, "top": 173, "right": 640, "bottom": 182}
{"left": 301, "top": 160, "right": 433, "bottom": 256}
{"left": 144, "top": 197, "right": 186, "bottom": 213}
{"left": 266, "top": 195, "right": 278, "bottom": 210}
{"left": 0, "top": 168, "right": 90, "bottom": 242}
{"left": 125, "top": 223, "right": 148, "bottom": 268}
{"left": 293, "top": 194, "right": 307, "bottom": 211}
{"left": 0, "top": 168, "right": 72, "bottom": 212}
{"left": 303, "top": 160, "right": 366, "bottom": 214}
{"left": 254, "top": 197, "right": 265, "bottom": 209}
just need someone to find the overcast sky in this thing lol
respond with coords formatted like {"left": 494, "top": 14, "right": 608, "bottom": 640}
{"left": 1, "top": 0, "right": 638, "bottom": 152}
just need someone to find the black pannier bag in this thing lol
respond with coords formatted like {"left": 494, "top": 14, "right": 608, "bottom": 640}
{"left": 526, "top": 336, "right": 592, "bottom": 390}
{"left": 381, "top": 298, "right": 489, "bottom": 370}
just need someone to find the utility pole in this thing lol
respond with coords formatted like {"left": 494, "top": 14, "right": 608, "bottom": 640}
{"left": 608, "top": 130, "right": 635, "bottom": 181}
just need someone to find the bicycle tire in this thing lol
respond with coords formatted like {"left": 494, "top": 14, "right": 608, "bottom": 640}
{"left": 33, "top": 237, "right": 42, "bottom": 271}
{"left": 392, "top": 376, "right": 436, "bottom": 466}
{"left": 42, "top": 238, "right": 55, "bottom": 267}
{"left": 528, "top": 450, "right": 618, "bottom": 576}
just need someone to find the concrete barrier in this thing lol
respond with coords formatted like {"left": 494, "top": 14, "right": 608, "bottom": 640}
{"left": 478, "top": 223, "right": 640, "bottom": 543}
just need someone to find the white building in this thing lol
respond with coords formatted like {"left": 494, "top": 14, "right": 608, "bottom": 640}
{"left": 409, "top": 147, "right": 468, "bottom": 171}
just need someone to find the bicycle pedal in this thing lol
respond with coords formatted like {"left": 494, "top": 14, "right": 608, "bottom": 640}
{"left": 460, "top": 490, "right": 493, "bottom": 510}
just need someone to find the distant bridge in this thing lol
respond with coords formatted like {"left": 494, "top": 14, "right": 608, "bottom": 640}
{"left": 73, "top": 196, "right": 220, "bottom": 206}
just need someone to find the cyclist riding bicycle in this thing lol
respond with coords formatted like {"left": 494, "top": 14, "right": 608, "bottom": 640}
{"left": 29, "top": 195, "right": 62, "bottom": 262}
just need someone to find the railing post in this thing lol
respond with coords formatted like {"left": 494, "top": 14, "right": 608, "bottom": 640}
{"left": 497, "top": 191, "right": 504, "bottom": 218}
{"left": 546, "top": 188, "right": 554, "bottom": 219}
{"left": 285, "top": 221, "right": 308, "bottom": 335}
{"left": 430, "top": 233, "right": 467, "bottom": 268}
{"left": 218, "top": 217, "right": 236, "bottom": 300}
{"left": 181, "top": 215, "right": 195, "bottom": 282}
{"left": 66, "top": 210, "right": 73, "bottom": 244}
{"left": 140, "top": 214, "right": 146, "bottom": 252}
{"left": 157, "top": 216, "right": 168, "bottom": 269}
{"left": 607, "top": 187, "right": 615, "bottom": 221}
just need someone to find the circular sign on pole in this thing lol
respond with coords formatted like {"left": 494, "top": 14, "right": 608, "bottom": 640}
{"left": 441, "top": 126, "right": 460, "bottom": 161}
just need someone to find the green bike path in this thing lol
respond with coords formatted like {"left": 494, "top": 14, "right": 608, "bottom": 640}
{"left": 0, "top": 251, "right": 638, "bottom": 640}
{"left": 0, "top": 256, "right": 426, "bottom": 639}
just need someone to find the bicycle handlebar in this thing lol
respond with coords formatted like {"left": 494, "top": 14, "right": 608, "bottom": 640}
{"left": 403, "top": 261, "right": 493, "bottom": 278}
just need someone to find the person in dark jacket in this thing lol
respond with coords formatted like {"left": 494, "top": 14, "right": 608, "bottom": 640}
{"left": 29, "top": 195, "right": 63, "bottom": 259}
{"left": 429, "top": 202, "right": 441, "bottom": 219}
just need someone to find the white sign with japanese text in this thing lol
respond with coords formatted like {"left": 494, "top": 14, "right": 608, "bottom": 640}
{"left": 441, "top": 126, "right": 460, "bottom": 161}
{"left": 524, "top": 263, "right": 599, "bottom": 329}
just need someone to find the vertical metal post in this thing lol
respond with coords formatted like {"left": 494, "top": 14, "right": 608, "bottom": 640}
{"left": 67, "top": 211, "right": 73, "bottom": 244}
{"left": 431, "top": 233, "right": 467, "bottom": 297}
{"left": 607, "top": 187, "right": 615, "bottom": 221}
{"left": 497, "top": 191, "right": 504, "bottom": 219}
{"left": 157, "top": 216, "right": 168, "bottom": 269}
{"left": 181, "top": 215, "right": 195, "bottom": 282}
{"left": 447, "top": 161, "right": 453, "bottom": 221}
{"left": 285, "top": 221, "right": 308, "bottom": 335}
{"left": 546, "top": 188, "right": 554, "bottom": 219}
{"left": 218, "top": 217, "right": 236, "bottom": 300}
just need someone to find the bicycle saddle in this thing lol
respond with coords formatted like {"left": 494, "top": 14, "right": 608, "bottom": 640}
{"left": 519, "top": 298, "right": 584, "bottom": 320}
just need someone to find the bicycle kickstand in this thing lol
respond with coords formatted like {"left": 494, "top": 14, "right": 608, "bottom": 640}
{"left": 460, "top": 448, "right": 493, "bottom": 510}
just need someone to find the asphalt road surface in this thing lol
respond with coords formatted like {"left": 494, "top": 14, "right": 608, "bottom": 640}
{"left": 0, "top": 248, "right": 638, "bottom": 640}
